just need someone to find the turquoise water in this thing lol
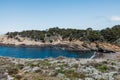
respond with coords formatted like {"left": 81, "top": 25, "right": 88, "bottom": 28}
{"left": 0, "top": 46, "right": 94, "bottom": 59}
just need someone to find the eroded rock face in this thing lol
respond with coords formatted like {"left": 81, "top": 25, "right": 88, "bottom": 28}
{"left": 0, "top": 35, "right": 120, "bottom": 53}
{"left": 97, "top": 42, "right": 120, "bottom": 52}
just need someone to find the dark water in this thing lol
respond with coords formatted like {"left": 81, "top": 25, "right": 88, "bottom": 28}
{"left": 0, "top": 46, "right": 94, "bottom": 59}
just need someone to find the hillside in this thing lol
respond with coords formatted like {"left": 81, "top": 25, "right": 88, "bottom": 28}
{"left": 6, "top": 25, "right": 120, "bottom": 46}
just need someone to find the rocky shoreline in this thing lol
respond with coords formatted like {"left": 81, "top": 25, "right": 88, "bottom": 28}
{"left": 0, "top": 41, "right": 119, "bottom": 53}
{"left": 0, "top": 35, "right": 120, "bottom": 60}
{"left": 0, "top": 35, "right": 120, "bottom": 53}
{"left": 0, "top": 43, "right": 94, "bottom": 53}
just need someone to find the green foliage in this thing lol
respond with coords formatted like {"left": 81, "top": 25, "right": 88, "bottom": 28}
{"left": 8, "top": 68, "right": 19, "bottom": 75}
{"left": 87, "top": 30, "right": 104, "bottom": 42}
{"left": 96, "top": 65, "right": 108, "bottom": 72}
{"left": 101, "top": 25, "right": 120, "bottom": 42}
{"left": 6, "top": 25, "right": 120, "bottom": 44}
{"left": 64, "top": 70, "right": 86, "bottom": 79}
{"left": 56, "top": 69, "right": 86, "bottom": 79}
{"left": 100, "top": 78, "right": 105, "bottom": 80}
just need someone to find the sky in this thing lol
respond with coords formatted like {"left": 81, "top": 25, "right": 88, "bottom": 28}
{"left": 0, "top": 0, "right": 120, "bottom": 34}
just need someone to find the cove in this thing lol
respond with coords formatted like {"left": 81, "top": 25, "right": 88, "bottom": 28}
{"left": 0, "top": 46, "right": 94, "bottom": 59}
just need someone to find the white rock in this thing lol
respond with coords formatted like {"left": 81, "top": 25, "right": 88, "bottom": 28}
{"left": 57, "top": 73, "right": 64, "bottom": 78}
{"left": 32, "top": 67, "right": 40, "bottom": 72}
{"left": 85, "top": 77, "right": 94, "bottom": 80}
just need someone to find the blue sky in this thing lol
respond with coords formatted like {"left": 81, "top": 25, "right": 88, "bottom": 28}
{"left": 0, "top": 0, "right": 120, "bottom": 33}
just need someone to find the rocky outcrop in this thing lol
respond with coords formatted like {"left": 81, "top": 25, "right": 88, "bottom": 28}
{"left": 97, "top": 43, "right": 120, "bottom": 52}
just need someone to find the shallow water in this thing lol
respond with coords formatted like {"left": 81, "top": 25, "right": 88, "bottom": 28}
{"left": 0, "top": 46, "right": 94, "bottom": 59}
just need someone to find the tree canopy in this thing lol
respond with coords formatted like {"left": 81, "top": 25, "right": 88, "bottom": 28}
{"left": 6, "top": 25, "right": 120, "bottom": 44}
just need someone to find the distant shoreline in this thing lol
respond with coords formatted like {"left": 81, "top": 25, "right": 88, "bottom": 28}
{"left": 0, "top": 43, "right": 95, "bottom": 53}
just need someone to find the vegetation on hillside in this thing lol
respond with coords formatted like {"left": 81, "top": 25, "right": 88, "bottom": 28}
{"left": 6, "top": 25, "right": 120, "bottom": 45}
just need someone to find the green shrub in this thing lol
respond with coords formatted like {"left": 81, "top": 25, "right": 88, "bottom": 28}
{"left": 96, "top": 65, "right": 108, "bottom": 72}
{"left": 8, "top": 68, "right": 19, "bottom": 75}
